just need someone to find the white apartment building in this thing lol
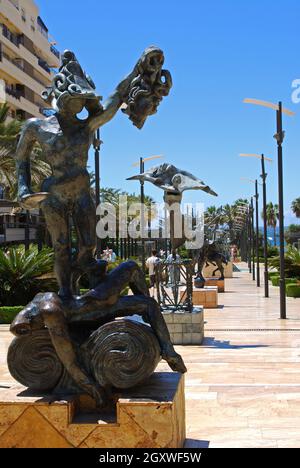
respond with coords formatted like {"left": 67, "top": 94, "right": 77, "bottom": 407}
{"left": 0, "top": 0, "right": 60, "bottom": 119}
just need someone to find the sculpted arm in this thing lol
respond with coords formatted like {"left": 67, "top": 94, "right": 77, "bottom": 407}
{"left": 88, "top": 63, "right": 140, "bottom": 133}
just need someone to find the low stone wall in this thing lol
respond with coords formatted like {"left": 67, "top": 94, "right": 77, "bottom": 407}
{"left": 163, "top": 308, "right": 204, "bottom": 345}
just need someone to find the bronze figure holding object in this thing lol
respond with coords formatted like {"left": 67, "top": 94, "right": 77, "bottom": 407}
{"left": 9, "top": 47, "right": 185, "bottom": 407}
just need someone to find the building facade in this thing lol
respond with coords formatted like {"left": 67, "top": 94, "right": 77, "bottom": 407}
{"left": 0, "top": 0, "right": 60, "bottom": 119}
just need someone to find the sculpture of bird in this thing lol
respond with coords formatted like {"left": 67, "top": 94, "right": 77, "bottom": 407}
{"left": 127, "top": 163, "right": 218, "bottom": 196}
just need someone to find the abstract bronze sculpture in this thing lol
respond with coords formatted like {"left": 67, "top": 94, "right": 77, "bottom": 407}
{"left": 194, "top": 242, "right": 228, "bottom": 288}
{"left": 128, "top": 163, "right": 218, "bottom": 311}
{"left": 9, "top": 47, "right": 186, "bottom": 407}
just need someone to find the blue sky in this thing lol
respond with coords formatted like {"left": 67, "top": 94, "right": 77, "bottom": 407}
{"left": 38, "top": 0, "right": 300, "bottom": 225}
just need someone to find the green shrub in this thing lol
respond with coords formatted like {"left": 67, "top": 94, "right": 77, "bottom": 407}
{"left": 267, "top": 246, "right": 279, "bottom": 258}
{"left": 271, "top": 276, "right": 298, "bottom": 289}
{"left": 269, "top": 272, "right": 279, "bottom": 280}
{"left": 285, "top": 278, "right": 299, "bottom": 286}
{"left": 269, "top": 246, "right": 300, "bottom": 278}
{"left": 0, "top": 306, "right": 24, "bottom": 324}
{"left": 271, "top": 276, "right": 280, "bottom": 287}
{"left": 0, "top": 245, "right": 55, "bottom": 306}
{"left": 286, "top": 284, "right": 300, "bottom": 298}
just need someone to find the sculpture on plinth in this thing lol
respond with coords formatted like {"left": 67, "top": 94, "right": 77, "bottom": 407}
{"left": 128, "top": 163, "right": 217, "bottom": 311}
{"left": 8, "top": 47, "right": 186, "bottom": 408}
{"left": 194, "top": 242, "right": 228, "bottom": 288}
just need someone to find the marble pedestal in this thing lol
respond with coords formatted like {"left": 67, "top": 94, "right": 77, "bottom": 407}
{"left": 191, "top": 286, "right": 218, "bottom": 308}
{"left": 163, "top": 308, "right": 204, "bottom": 345}
{"left": 203, "top": 278, "right": 225, "bottom": 293}
{"left": 0, "top": 373, "right": 186, "bottom": 448}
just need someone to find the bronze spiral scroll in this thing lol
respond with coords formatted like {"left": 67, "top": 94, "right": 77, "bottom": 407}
{"left": 7, "top": 330, "right": 63, "bottom": 391}
{"left": 84, "top": 320, "right": 162, "bottom": 389}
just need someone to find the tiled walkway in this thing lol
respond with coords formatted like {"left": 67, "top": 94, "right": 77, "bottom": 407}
{"left": 1, "top": 265, "right": 300, "bottom": 448}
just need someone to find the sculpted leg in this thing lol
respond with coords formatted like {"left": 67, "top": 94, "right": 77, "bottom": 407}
{"left": 39, "top": 294, "right": 108, "bottom": 406}
{"left": 112, "top": 296, "right": 187, "bottom": 374}
{"left": 196, "top": 259, "right": 206, "bottom": 282}
{"left": 216, "top": 259, "right": 225, "bottom": 280}
{"left": 42, "top": 198, "right": 72, "bottom": 299}
{"left": 72, "top": 193, "right": 99, "bottom": 290}
{"left": 68, "top": 261, "right": 150, "bottom": 321}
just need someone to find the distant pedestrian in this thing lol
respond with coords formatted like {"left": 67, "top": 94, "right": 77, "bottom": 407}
{"left": 146, "top": 250, "right": 160, "bottom": 296}
{"left": 167, "top": 250, "right": 181, "bottom": 284}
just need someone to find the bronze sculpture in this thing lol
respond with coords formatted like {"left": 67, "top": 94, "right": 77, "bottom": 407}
{"left": 194, "top": 242, "right": 228, "bottom": 287}
{"left": 16, "top": 48, "right": 172, "bottom": 298}
{"left": 9, "top": 47, "right": 185, "bottom": 407}
{"left": 128, "top": 163, "right": 218, "bottom": 311}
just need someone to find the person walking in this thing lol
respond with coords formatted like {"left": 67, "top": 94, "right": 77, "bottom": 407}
{"left": 146, "top": 250, "right": 160, "bottom": 297}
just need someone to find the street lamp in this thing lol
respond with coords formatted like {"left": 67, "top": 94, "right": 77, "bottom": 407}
{"left": 131, "top": 155, "right": 164, "bottom": 272}
{"left": 241, "top": 177, "right": 261, "bottom": 287}
{"left": 250, "top": 197, "right": 255, "bottom": 281}
{"left": 240, "top": 153, "right": 273, "bottom": 298}
{"left": 243, "top": 98, "right": 295, "bottom": 319}
{"left": 93, "top": 129, "right": 102, "bottom": 258}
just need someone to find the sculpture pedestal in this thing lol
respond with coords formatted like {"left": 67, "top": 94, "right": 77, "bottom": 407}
{"left": 190, "top": 286, "right": 218, "bottom": 308}
{"left": 0, "top": 373, "right": 185, "bottom": 448}
{"left": 203, "top": 278, "right": 225, "bottom": 293}
{"left": 163, "top": 308, "right": 204, "bottom": 345}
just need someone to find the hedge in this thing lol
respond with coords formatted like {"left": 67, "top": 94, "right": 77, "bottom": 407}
{"left": 0, "top": 306, "right": 24, "bottom": 324}
{"left": 286, "top": 284, "right": 300, "bottom": 298}
{"left": 271, "top": 276, "right": 299, "bottom": 288}
{"left": 271, "top": 276, "right": 280, "bottom": 287}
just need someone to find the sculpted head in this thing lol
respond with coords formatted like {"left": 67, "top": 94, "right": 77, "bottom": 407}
{"left": 10, "top": 294, "right": 45, "bottom": 337}
{"left": 42, "top": 50, "right": 103, "bottom": 118}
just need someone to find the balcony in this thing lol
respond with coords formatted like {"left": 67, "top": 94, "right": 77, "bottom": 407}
{"left": 50, "top": 45, "right": 60, "bottom": 60}
{"left": 37, "top": 58, "right": 50, "bottom": 74}
{"left": 1, "top": 24, "right": 20, "bottom": 47}
{"left": 5, "top": 86, "right": 20, "bottom": 100}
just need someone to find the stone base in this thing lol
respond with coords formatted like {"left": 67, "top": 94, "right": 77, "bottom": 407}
{"left": 204, "top": 278, "right": 225, "bottom": 293}
{"left": 0, "top": 373, "right": 185, "bottom": 448}
{"left": 203, "top": 262, "right": 233, "bottom": 279}
{"left": 163, "top": 308, "right": 204, "bottom": 345}
{"left": 191, "top": 286, "right": 218, "bottom": 308}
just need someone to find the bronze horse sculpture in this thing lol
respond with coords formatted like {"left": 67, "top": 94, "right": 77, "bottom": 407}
{"left": 194, "top": 242, "right": 228, "bottom": 284}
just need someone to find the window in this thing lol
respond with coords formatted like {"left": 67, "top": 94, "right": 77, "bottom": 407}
{"left": 37, "top": 17, "right": 48, "bottom": 39}
{"left": 21, "top": 8, "right": 26, "bottom": 22}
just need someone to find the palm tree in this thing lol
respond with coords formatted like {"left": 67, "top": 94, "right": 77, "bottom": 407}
{"left": 0, "top": 103, "right": 51, "bottom": 199}
{"left": 265, "top": 202, "right": 279, "bottom": 246}
{"left": 0, "top": 245, "right": 55, "bottom": 306}
{"left": 291, "top": 198, "right": 300, "bottom": 218}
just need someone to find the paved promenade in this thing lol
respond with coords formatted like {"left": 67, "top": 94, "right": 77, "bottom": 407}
{"left": 1, "top": 265, "right": 300, "bottom": 448}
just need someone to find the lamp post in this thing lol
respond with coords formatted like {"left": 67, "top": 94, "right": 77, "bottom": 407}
{"left": 243, "top": 99, "right": 295, "bottom": 319}
{"left": 93, "top": 129, "right": 102, "bottom": 258}
{"left": 132, "top": 155, "right": 163, "bottom": 272}
{"left": 255, "top": 180, "right": 260, "bottom": 288}
{"left": 248, "top": 202, "right": 252, "bottom": 274}
{"left": 241, "top": 178, "right": 261, "bottom": 287}
{"left": 275, "top": 103, "right": 287, "bottom": 319}
{"left": 240, "top": 153, "right": 273, "bottom": 297}
{"left": 251, "top": 197, "right": 255, "bottom": 281}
